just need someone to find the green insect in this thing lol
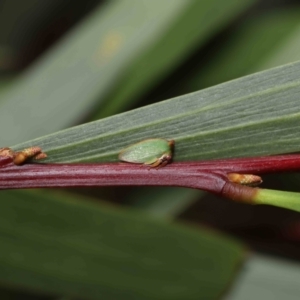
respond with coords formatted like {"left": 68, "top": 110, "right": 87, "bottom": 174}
{"left": 118, "top": 138, "right": 174, "bottom": 168}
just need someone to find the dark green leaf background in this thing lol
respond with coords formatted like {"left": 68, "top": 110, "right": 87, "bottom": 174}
{"left": 0, "top": 190, "right": 243, "bottom": 300}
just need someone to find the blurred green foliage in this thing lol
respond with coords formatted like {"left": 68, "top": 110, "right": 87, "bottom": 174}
{"left": 1, "top": 0, "right": 300, "bottom": 299}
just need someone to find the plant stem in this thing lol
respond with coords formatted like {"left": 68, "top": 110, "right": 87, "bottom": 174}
{"left": 0, "top": 161, "right": 227, "bottom": 192}
{"left": 1, "top": 154, "right": 300, "bottom": 204}
{"left": 255, "top": 189, "right": 300, "bottom": 212}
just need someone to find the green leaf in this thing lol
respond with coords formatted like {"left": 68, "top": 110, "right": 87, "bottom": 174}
{"left": 259, "top": 22, "right": 300, "bottom": 71}
{"left": 0, "top": 0, "right": 193, "bottom": 145}
{"left": 187, "top": 8, "right": 300, "bottom": 91}
{"left": 13, "top": 61, "right": 300, "bottom": 163}
{"left": 93, "top": 0, "right": 257, "bottom": 119}
{"left": 0, "top": 190, "right": 244, "bottom": 300}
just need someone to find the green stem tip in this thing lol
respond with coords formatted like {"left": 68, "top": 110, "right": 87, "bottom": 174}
{"left": 255, "top": 189, "right": 300, "bottom": 212}
{"left": 222, "top": 182, "right": 300, "bottom": 212}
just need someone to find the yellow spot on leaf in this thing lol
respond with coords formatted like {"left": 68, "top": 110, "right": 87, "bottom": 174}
{"left": 94, "top": 31, "right": 123, "bottom": 64}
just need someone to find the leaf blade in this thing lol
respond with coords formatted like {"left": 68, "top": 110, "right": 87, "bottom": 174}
{"left": 0, "top": 0, "right": 192, "bottom": 145}
{"left": 94, "top": 0, "right": 257, "bottom": 118}
{"left": 0, "top": 190, "right": 244, "bottom": 300}
{"left": 13, "top": 61, "right": 300, "bottom": 163}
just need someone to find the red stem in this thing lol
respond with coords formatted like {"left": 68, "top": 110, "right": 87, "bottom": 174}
{"left": 1, "top": 154, "right": 300, "bottom": 194}
{"left": 176, "top": 154, "right": 300, "bottom": 173}
{"left": 0, "top": 161, "right": 227, "bottom": 192}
